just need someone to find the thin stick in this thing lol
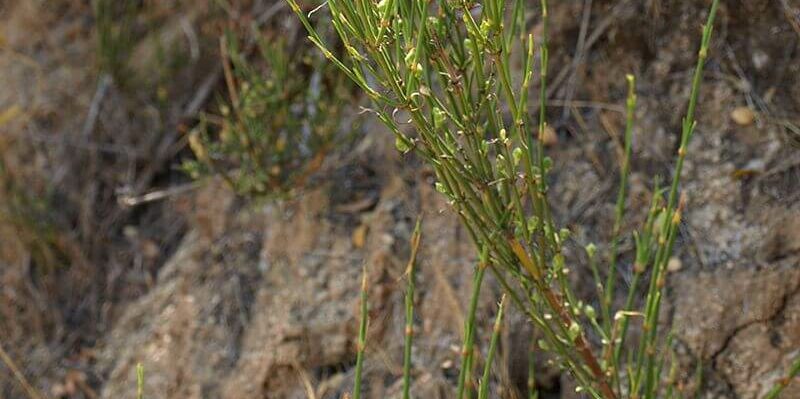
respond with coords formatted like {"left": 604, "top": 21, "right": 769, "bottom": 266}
{"left": 0, "top": 343, "right": 45, "bottom": 399}
{"left": 292, "top": 361, "right": 318, "bottom": 399}
{"left": 80, "top": 74, "right": 112, "bottom": 140}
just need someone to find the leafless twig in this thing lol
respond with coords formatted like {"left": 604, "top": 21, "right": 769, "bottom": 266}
{"left": 0, "top": 343, "right": 45, "bottom": 399}
{"left": 80, "top": 74, "right": 112, "bottom": 140}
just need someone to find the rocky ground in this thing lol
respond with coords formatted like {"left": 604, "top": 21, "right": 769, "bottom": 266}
{"left": 1, "top": 1, "right": 799, "bottom": 398}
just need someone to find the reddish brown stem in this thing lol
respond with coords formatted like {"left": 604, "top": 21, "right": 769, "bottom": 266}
{"left": 542, "top": 289, "right": 617, "bottom": 399}
{"left": 510, "top": 238, "right": 616, "bottom": 399}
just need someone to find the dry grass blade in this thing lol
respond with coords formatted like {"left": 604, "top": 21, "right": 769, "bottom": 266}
{"left": 0, "top": 343, "right": 45, "bottom": 399}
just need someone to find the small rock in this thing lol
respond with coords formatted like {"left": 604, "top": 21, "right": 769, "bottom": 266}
{"left": 123, "top": 225, "right": 138, "bottom": 239}
{"left": 352, "top": 224, "right": 368, "bottom": 248}
{"left": 141, "top": 239, "right": 161, "bottom": 259}
{"left": 752, "top": 49, "right": 769, "bottom": 70}
{"left": 730, "top": 106, "right": 755, "bottom": 126}
{"left": 667, "top": 257, "right": 682, "bottom": 272}
{"left": 541, "top": 125, "right": 558, "bottom": 146}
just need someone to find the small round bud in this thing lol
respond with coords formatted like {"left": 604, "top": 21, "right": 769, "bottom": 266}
{"left": 568, "top": 321, "right": 581, "bottom": 340}
{"left": 512, "top": 147, "right": 523, "bottom": 166}
{"left": 538, "top": 339, "right": 550, "bottom": 350}
{"left": 584, "top": 305, "right": 596, "bottom": 319}
{"left": 585, "top": 243, "right": 597, "bottom": 258}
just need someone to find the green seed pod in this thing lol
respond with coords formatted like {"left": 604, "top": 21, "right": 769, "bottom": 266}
{"left": 538, "top": 339, "right": 550, "bottom": 351}
{"left": 585, "top": 243, "right": 597, "bottom": 258}
{"left": 584, "top": 305, "right": 596, "bottom": 320}
{"left": 463, "top": 38, "right": 473, "bottom": 56}
{"left": 512, "top": 147, "right": 523, "bottom": 166}
{"left": 404, "top": 47, "right": 416, "bottom": 66}
{"left": 527, "top": 216, "right": 540, "bottom": 235}
{"left": 553, "top": 254, "right": 565, "bottom": 272}
{"left": 435, "top": 181, "right": 448, "bottom": 195}
{"left": 558, "top": 227, "right": 571, "bottom": 242}
{"left": 433, "top": 107, "right": 446, "bottom": 129}
{"left": 568, "top": 321, "right": 581, "bottom": 341}
{"left": 395, "top": 134, "right": 412, "bottom": 153}
{"left": 542, "top": 156, "right": 553, "bottom": 172}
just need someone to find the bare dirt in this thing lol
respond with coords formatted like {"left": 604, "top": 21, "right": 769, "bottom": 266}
{"left": 1, "top": 1, "right": 799, "bottom": 398}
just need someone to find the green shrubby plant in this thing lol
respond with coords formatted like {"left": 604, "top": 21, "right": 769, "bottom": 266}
{"left": 284, "top": 0, "right": 800, "bottom": 397}
{"left": 183, "top": 30, "right": 355, "bottom": 197}
{"left": 287, "top": 0, "right": 722, "bottom": 397}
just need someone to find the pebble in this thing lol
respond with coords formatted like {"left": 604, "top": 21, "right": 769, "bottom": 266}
{"left": 731, "top": 106, "right": 755, "bottom": 126}
{"left": 541, "top": 125, "right": 558, "bottom": 146}
{"left": 352, "top": 224, "right": 368, "bottom": 248}
{"left": 667, "top": 257, "right": 683, "bottom": 272}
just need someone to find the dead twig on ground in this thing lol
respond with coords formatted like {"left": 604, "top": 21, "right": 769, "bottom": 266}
{"left": 0, "top": 343, "right": 46, "bottom": 399}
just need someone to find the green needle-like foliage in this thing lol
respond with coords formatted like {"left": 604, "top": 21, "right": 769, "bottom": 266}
{"left": 287, "top": 0, "right": 721, "bottom": 397}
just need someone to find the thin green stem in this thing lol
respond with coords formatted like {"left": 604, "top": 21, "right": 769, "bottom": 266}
{"left": 137, "top": 363, "right": 144, "bottom": 399}
{"left": 478, "top": 295, "right": 506, "bottom": 399}
{"left": 457, "top": 252, "right": 488, "bottom": 399}
{"left": 353, "top": 267, "right": 369, "bottom": 399}
{"left": 634, "top": 2, "right": 719, "bottom": 396}
{"left": 612, "top": 183, "right": 662, "bottom": 369}
{"left": 764, "top": 355, "right": 800, "bottom": 399}
{"left": 528, "top": 342, "right": 538, "bottom": 399}
{"left": 604, "top": 74, "right": 637, "bottom": 333}
{"left": 403, "top": 219, "right": 423, "bottom": 399}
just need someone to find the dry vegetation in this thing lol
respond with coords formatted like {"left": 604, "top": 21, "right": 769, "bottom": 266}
{"left": 1, "top": 1, "right": 800, "bottom": 398}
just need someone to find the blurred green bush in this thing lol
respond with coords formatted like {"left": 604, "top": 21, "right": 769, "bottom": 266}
{"left": 183, "top": 30, "right": 356, "bottom": 198}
